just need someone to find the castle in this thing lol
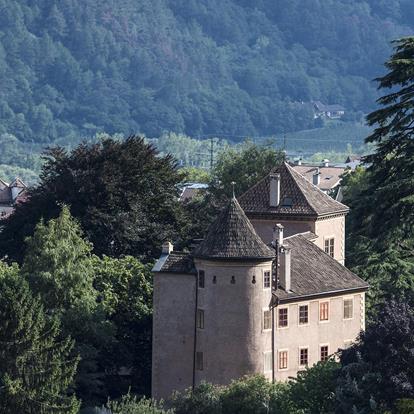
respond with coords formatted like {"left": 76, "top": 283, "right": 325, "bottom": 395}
{"left": 152, "top": 162, "right": 368, "bottom": 400}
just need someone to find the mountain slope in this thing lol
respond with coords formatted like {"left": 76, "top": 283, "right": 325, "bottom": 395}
{"left": 0, "top": 0, "right": 413, "bottom": 143}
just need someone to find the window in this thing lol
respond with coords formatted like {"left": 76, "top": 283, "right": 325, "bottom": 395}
{"left": 278, "top": 350, "right": 288, "bottom": 370}
{"left": 324, "top": 238, "right": 334, "bottom": 258}
{"left": 264, "top": 351, "right": 272, "bottom": 372}
{"left": 196, "top": 352, "right": 203, "bottom": 370}
{"left": 198, "top": 270, "right": 205, "bottom": 288}
{"left": 320, "top": 301, "right": 329, "bottom": 321}
{"left": 264, "top": 271, "right": 271, "bottom": 289}
{"left": 320, "top": 345, "right": 329, "bottom": 362}
{"left": 263, "top": 310, "right": 272, "bottom": 330}
{"left": 299, "top": 305, "right": 309, "bottom": 325}
{"left": 343, "top": 298, "right": 353, "bottom": 319}
{"left": 231, "top": 275, "right": 236, "bottom": 284}
{"left": 278, "top": 308, "right": 288, "bottom": 328}
{"left": 299, "top": 348, "right": 308, "bottom": 366}
{"left": 197, "top": 309, "right": 204, "bottom": 329}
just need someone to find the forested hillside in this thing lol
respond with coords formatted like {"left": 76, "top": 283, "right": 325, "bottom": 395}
{"left": 0, "top": 0, "right": 413, "bottom": 145}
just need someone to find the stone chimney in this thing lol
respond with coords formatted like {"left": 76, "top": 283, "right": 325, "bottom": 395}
{"left": 273, "top": 223, "right": 284, "bottom": 247}
{"left": 269, "top": 173, "right": 281, "bottom": 207}
{"left": 312, "top": 168, "right": 320, "bottom": 186}
{"left": 162, "top": 241, "right": 173, "bottom": 255}
{"left": 279, "top": 246, "right": 291, "bottom": 292}
{"left": 322, "top": 159, "right": 329, "bottom": 167}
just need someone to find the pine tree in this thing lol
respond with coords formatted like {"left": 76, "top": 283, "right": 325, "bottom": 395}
{"left": 0, "top": 263, "right": 80, "bottom": 413}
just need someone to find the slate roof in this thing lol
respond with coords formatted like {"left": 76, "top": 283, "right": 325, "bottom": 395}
{"left": 153, "top": 252, "right": 196, "bottom": 274}
{"left": 193, "top": 197, "right": 275, "bottom": 260}
{"left": 273, "top": 234, "right": 368, "bottom": 303}
{"left": 291, "top": 164, "right": 345, "bottom": 191}
{"left": 239, "top": 162, "right": 349, "bottom": 218}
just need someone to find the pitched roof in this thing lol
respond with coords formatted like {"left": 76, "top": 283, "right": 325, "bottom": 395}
{"left": 153, "top": 252, "right": 196, "bottom": 274}
{"left": 238, "top": 162, "right": 349, "bottom": 218}
{"left": 193, "top": 197, "right": 275, "bottom": 260}
{"left": 291, "top": 164, "right": 345, "bottom": 191}
{"left": 273, "top": 234, "right": 368, "bottom": 303}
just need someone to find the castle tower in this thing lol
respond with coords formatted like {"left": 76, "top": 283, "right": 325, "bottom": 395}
{"left": 152, "top": 198, "right": 275, "bottom": 399}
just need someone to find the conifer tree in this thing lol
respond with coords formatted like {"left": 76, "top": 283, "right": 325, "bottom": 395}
{"left": 0, "top": 263, "right": 80, "bottom": 413}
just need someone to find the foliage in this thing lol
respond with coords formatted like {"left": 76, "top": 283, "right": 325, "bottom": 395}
{"left": 180, "top": 167, "right": 211, "bottom": 184}
{"left": 0, "top": 136, "right": 184, "bottom": 263}
{"left": 0, "top": 0, "right": 411, "bottom": 144}
{"left": 288, "top": 359, "right": 340, "bottom": 414}
{"left": 345, "top": 38, "right": 414, "bottom": 310}
{"left": 0, "top": 264, "right": 80, "bottom": 413}
{"left": 336, "top": 301, "right": 414, "bottom": 413}
{"left": 106, "top": 393, "right": 172, "bottom": 414}
{"left": 396, "top": 399, "right": 414, "bottom": 414}
{"left": 92, "top": 256, "right": 153, "bottom": 397}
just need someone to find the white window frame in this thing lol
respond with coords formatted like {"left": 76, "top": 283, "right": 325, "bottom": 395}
{"left": 320, "top": 343, "right": 330, "bottom": 362}
{"left": 324, "top": 236, "right": 335, "bottom": 258}
{"left": 263, "top": 351, "right": 272, "bottom": 373}
{"left": 298, "top": 303, "right": 310, "bottom": 326}
{"left": 277, "top": 306, "right": 289, "bottom": 329}
{"left": 278, "top": 349, "right": 289, "bottom": 371}
{"left": 263, "top": 308, "right": 272, "bottom": 331}
{"left": 197, "top": 308, "right": 204, "bottom": 329}
{"left": 343, "top": 297, "right": 354, "bottom": 320}
{"left": 263, "top": 269, "right": 271, "bottom": 290}
{"left": 298, "top": 346, "right": 309, "bottom": 367}
{"left": 319, "top": 300, "right": 330, "bottom": 323}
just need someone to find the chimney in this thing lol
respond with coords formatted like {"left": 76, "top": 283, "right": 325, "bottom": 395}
{"left": 269, "top": 173, "right": 281, "bottom": 207}
{"left": 312, "top": 168, "right": 320, "bottom": 186}
{"left": 162, "top": 241, "right": 173, "bottom": 255}
{"left": 322, "top": 159, "right": 329, "bottom": 167}
{"left": 273, "top": 223, "right": 284, "bottom": 247}
{"left": 279, "top": 246, "right": 291, "bottom": 292}
{"left": 296, "top": 158, "right": 302, "bottom": 166}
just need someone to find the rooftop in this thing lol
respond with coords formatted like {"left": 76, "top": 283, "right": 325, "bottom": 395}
{"left": 193, "top": 197, "right": 275, "bottom": 260}
{"left": 273, "top": 233, "right": 368, "bottom": 304}
{"left": 238, "top": 162, "right": 349, "bottom": 218}
{"left": 291, "top": 164, "right": 345, "bottom": 191}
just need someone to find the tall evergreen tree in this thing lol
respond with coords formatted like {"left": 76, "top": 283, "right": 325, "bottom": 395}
{"left": 0, "top": 263, "right": 80, "bottom": 413}
{"left": 345, "top": 37, "right": 414, "bottom": 308}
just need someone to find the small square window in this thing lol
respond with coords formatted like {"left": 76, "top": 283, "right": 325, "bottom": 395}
{"left": 320, "top": 302, "right": 329, "bottom": 321}
{"left": 320, "top": 345, "right": 329, "bottom": 362}
{"left": 299, "top": 348, "right": 308, "bottom": 366}
{"left": 278, "top": 308, "right": 288, "bottom": 328}
{"left": 344, "top": 298, "right": 353, "bottom": 319}
{"left": 197, "top": 309, "right": 204, "bottom": 329}
{"left": 196, "top": 352, "right": 203, "bottom": 370}
{"left": 278, "top": 350, "right": 288, "bottom": 370}
{"left": 299, "top": 305, "right": 308, "bottom": 324}
{"left": 263, "top": 310, "right": 272, "bottom": 330}
{"left": 264, "top": 351, "right": 272, "bottom": 372}
{"left": 264, "top": 271, "right": 271, "bottom": 289}
{"left": 198, "top": 270, "right": 205, "bottom": 288}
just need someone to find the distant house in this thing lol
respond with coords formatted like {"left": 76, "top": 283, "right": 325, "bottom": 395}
{"left": 290, "top": 160, "right": 346, "bottom": 201}
{"left": 0, "top": 178, "right": 28, "bottom": 219}
{"left": 313, "top": 101, "right": 345, "bottom": 119}
{"left": 179, "top": 183, "right": 209, "bottom": 202}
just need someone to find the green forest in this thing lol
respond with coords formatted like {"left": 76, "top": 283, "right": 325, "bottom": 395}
{"left": 1, "top": 0, "right": 414, "bottom": 146}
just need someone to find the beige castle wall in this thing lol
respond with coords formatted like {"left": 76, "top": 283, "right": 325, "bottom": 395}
{"left": 194, "top": 259, "right": 274, "bottom": 386}
{"left": 250, "top": 218, "right": 315, "bottom": 245}
{"left": 275, "top": 292, "right": 365, "bottom": 381}
{"left": 314, "top": 215, "right": 346, "bottom": 264}
{"left": 152, "top": 273, "right": 196, "bottom": 400}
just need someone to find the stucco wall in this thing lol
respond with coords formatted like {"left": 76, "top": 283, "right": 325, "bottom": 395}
{"left": 314, "top": 215, "right": 346, "bottom": 264}
{"left": 194, "top": 259, "right": 274, "bottom": 386}
{"left": 152, "top": 273, "right": 196, "bottom": 400}
{"left": 274, "top": 292, "right": 365, "bottom": 381}
{"left": 250, "top": 218, "right": 315, "bottom": 245}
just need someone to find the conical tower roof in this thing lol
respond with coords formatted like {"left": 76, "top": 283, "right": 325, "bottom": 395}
{"left": 193, "top": 197, "right": 275, "bottom": 260}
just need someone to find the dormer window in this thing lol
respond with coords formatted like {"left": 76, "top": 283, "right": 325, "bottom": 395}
{"left": 281, "top": 197, "right": 293, "bottom": 208}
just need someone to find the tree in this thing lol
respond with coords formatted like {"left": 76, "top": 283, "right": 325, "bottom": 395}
{"left": 92, "top": 255, "right": 153, "bottom": 397}
{"left": 345, "top": 38, "right": 414, "bottom": 310}
{"left": 105, "top": 393, "right": 172, "bottom": 414}
{"left": 288, "top": 359, "right": 340, "bottom": 414}
{"left": 0, "top": 263, "right": 80, "bottom": 413}
{"left": 0, "top": 136, "right": 184, "bottom": 263}
{"left": 336, "top": 301, "right": 414, "bottom": 413}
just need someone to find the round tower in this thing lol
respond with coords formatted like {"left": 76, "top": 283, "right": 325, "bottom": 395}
{"left": 192, "top": 197, "right": 275, "bottom": 386}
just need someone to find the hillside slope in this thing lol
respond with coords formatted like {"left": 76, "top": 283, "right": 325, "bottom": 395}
{"left": 0, "top": 0, "right": 413, "bottom": 143}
